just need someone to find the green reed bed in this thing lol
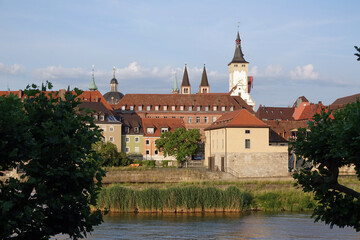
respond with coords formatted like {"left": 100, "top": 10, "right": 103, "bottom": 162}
{"left": 97, "top": 185, "right": 253, "bottom": 213}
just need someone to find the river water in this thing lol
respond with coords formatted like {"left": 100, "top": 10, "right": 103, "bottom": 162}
{"left": 55, "top": 212, "right": 360, "bottom": 239}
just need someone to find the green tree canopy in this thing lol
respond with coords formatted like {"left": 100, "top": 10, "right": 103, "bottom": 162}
{"left": 155, "top": 128, "right": 201, "bottom": 165}
{"left": 0, "top": 83, "right": 105, "bottom": 239}
{"left": 291, "top": 101, "right": 360, "bottom": 231}
{"left": 92, "top": 141, "right": 132, "bottom": 167}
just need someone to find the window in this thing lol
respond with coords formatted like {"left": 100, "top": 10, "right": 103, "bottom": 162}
{"left": 221, "top": 106, "right": 226, "bottom": 111}
{"left": 230, "top": 106, "right": 234, "bottom": 111}
{"left": 164, "top": 116, "right": 168, "bottom": 119}
{"left": 213, "top": 106, "right": 217, "bottom": 111}
{"left": 204, "top": 116, "right": 208, "bottom": 123}
{"left": 180, "top": 116, "right": 184, "bottom": 119}
{"left": 155, "top": 106, "right": 159, "bottom": 111}
{"left": 188, "top": 106, "right": 192, "bottom": 111}
{"left": 109, "top": 136, "right": 114, "bottom": 142}
{"left": 204, "top": 106, "right": 209, "bottom": 111}
{"left": 147, "top": 128, "right": 154, "bottom": 134}
{"left": 212, "top": 116, "right": 217, "bottom": 122}
{"left": 146, "top": 139, "right": 150, "bottom": 145}
{"left": 183, "top": 88, "right": 188, "bottom": 94}
{"left": 124, "top": 127, "right": 129, "bottom": 133}
{"left": 245, "top": 139, "right": 250, "bottom": 149}
{"left": 93, "top": 115, "right": 98, "bottom": 121}
{"left": 135, "top": 137, "right": 139, "bottom": 143}
{"left": 163, "top": 106, "right": 167, "bottom": 111}
{"left": 138, "top": 106, "right": 143, "bottom": 111}
{"left": 99, "top": 115, "right": 105, "bottom": 121}
{"left": 155, "top": 116, "right": 160, "bottom": 118}
{"left": 172, "top": 106, "right": 176, "bottom": 111}
{"left": 245, "top": 130, "right": 250, "bottom": 134}
{"left": 196, "top": 106, "right": 201, "bottom": 111}
{"left": 188, "top": 117, "right": 192, "bottom": 123}
{"left": 196, "top": 116, "right": 200, "bottom": 123}
{"left": 110, "top": 126, "right": 114, "bottom": 132}
{"left": 125, "top": 137, "right": 130, "bottom": 143}
{"left": 146, "top": 150, "right": 150, "bottom": 155}
{"left": 154, "top": 150, "right": 158, "bottom": 155}
{"left": 103, "top": 136, "right": 106, "bottom": 142}
{"left": 172, "top": 116, "right": 176, "bottom": 118}
{"left": 130, "top": 106, "right": 134, "bottom": 111}
{"left": 134, "top": 127, "right": 139, "bottom": 133}
{"left": 161, "top": 128, "right": 168, "bottom": 133}
{"left": 135, "top": 147, "right": 139, "bottom": 153}
{"left": 125, "top": 147, "right": 129, "bottom": 153}
{"left": 102, "top": 126, "right": 106, "bottom": 132}
{"left": 180, "top": 106, "right": 184, "bottom": 111}
{"left": 121, "top": 106, "right": 125, "bottom": 111}
{"left": 147, "top": 106, "right": 151, "bottom": 111}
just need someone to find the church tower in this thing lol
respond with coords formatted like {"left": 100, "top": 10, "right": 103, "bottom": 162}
{"left": 89, "top": 65, "right": 98, "bottom": 91}
{"left": 199, "top": 64, "right": 210, "bottom": 93}
{"left": 181, "top": 64, "right": 191, "bottom": 94}
{"left": 172, "top": 73, "right": 180, "bottom": 94}
{"left": 228, "top": 30, "right": 255, "bottom": 109}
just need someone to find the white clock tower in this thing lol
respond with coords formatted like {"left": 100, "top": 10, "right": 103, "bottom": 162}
{"left": 228, "top": 31, "right": 255, "bottom": 110}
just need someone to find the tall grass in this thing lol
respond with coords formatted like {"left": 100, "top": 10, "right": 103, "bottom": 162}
{"left": 97, "top": 185, "right": 253, "bottom": 213}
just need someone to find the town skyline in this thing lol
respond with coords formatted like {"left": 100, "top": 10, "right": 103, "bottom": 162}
{"left": 0, "top": 0, "right": 359, "bottom": 108}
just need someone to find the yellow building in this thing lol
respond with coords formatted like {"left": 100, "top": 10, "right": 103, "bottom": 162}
{"left": 204, "top": 109, "right": 288, "bottom": 178}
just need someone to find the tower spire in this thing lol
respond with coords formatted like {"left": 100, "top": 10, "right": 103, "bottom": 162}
{"left": 89, "top": 64, "right": 98, "bottom": 91}
{"left": 199, "top": 64, "right": 210, "bottom": 93}
{"left": 172, "top": 72, "right": 179, "bottom": 94}
{"left": 181, "top": 64, "right": 191, "bottom": 94}
{"left": 228, "top": 27, "right": 248, "bottom": 65}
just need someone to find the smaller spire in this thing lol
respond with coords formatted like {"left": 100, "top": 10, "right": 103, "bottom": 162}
{"left": 181, "top": 64, "right": 190, "bottom": 87}
{"left": 89, "top": 64, "right": 98, "bottom": 91}
{"left": 173, "top": 73, "right": 179, "bottom": 91}
{"left": 200, "top": 64, "right": 209, "bottom": 87}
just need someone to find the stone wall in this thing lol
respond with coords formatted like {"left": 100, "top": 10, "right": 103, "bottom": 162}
{"left": 212, "top": 152, "right": 289, "bottom": 178}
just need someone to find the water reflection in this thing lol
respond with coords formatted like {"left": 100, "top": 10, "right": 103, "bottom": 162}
{"left": 54, "top": 212, "right": 360, "bottom": 239}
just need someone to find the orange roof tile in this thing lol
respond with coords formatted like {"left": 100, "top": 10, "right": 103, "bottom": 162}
{"left": 142, "top": 118, "right": 185, "bottom": 137}
{"left": 205, "top": 109, "right": 268, "bottom": 130}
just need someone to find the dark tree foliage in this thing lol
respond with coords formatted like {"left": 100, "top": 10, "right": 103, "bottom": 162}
{"left": 0, "top": 83, "right": 105, "bottom": 239}
{"left": 291, "top": 101, "right": 360, "bottom": 231}
{"left": 155, "top": 128, "right": 201, "bottom": 165}
{"left": 355, "top": 46, "right": 360, "bottom": 61}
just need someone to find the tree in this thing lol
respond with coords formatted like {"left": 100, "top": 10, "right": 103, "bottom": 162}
{"left": 291, "top": 101, "right": 360, "bottom": 231}
{"left": 155, "top": 128, "right": 201, "bottom": 165}
{"left": 355, "top": 46, "right": 360, "bottom": 61}
{"left": 92, "top": 141, "right": 132, "bottom": 166}
{"left": 0, "top": 83, "right": 105, "bottom": 239}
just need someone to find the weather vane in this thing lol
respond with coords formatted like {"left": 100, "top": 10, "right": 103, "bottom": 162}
{"left": 237, "top": 21, "right": 240, "bottom": 30}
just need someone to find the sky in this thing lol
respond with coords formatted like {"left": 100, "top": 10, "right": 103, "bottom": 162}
{"left": 0, "top": 0, "right": 359, "bottom": 108}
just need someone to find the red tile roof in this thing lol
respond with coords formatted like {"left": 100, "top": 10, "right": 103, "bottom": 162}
{"left": 330, "top": 93, "right": 360, "bottom": 110}
{"left": 265, "top": 120, "right": 308, "bottom": 140}
{"left": 115, "top": 93, "right": 254, "bottom": 113}
{"left": 297, "top": 102, "right": 327, "bottom": 120}
{"left": 205, "top": 109, "right": 268, "bottom": 130}
{"left": 142, "top": 118, "right": 185, "bottom": 137}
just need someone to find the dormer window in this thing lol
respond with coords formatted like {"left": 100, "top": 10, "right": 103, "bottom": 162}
{"left": 99, "top": 115, "right": 105, "bottom": 121}
{"left": 221, "top": 106, "right": 226, "bottom": 111}
{"left": 180, "top": 106, "right": 184, "bottom": 111}
{"left": 121, "top": 106, "right": 125, "bottom": 111}
{"left": 172, "top": 106, "right": 176, "bottom": 111}
{"left": 125, "top": 127, "right": 129, "bottom": 133}
{"left": 230, "top": 106, "right": 234, "bottom": 111}
{"left": 146, "top": 106, "right": 151, "bottom": 111}
{"left": 188, "top": 106, "right": 192, "bottom": 111}
{"left": 161, "top": 127, "right": 169, "bottom": 133}
{"left": 205, "top": 106, "right": 209, "bottom": 111}
{"left": 138, "top": 106, "right": 143, "bottom": 111}
{"left": 147, "top": 127, "right": 154, "bottom": 134}
{"left": 213, "top": 106, "right": 217, "bottom": 111}
{"left": 93, "top": 115, "right": 98, "bottom": 121}
{"left": 134, "top": 127, "right": 139, "bottom": 133}
{"left": 196, "top": 106, "right": 201, "bottom": 111}
{"left": 130, "top": 106, "right": 134, "bottom": 111}
{"left": 155, "top": 106, "right": 159, "bottom": 111}
{"left": 163, "top": 106, "right": 168, "bottom": 111}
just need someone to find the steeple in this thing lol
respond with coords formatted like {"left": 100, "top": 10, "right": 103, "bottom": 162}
{"left": 172, "top": 73, "right": 179, "bottom": 94}
{"left": 181, "top": 64, "right": 191, "bottom": 94}
{"left": 228, "top": 30, "right": 248, "bottom": 65}
{"left": 199, "top": 64, "right": 210, "bottom": 93}
{"left": 110, "top": 66, "right": 118, "bottom": 92}
{"left": 89, "top": 65, "right": 98, "bottom": 91}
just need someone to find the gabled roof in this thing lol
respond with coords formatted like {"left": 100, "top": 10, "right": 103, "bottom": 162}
{"left": 205, "top": 109, "right": 267, "bottom": 130}
{"left": 78, "top": 102, "right": 118, "bottom": 122}
{"left": 330, "top": 93, "right": 360, "bottom": 110}
{"left": 118, "top": 112, "right": 144, "bottom": 135}
{"left": 292, "top": 96, "right": 309, "bottom": 108}
{"left": 200, "top": 65, "right": 209, "bottom": 87}
{"left": 115, "top": 93, "right": 254, "bottom": 113}
{"left": 297, "top": 102, "right": 327, "bottom": 120}
{"left": 256, "top": 106, "right": 295, "bottom": 121}
{"left": 265, "top": 120, "right": 308, "bottom": 140}
{"left": 181, "top": 65, "right": 190, "bottom": 87}
{"left": 142, "top": 118, "right": 185, "bottom": 137}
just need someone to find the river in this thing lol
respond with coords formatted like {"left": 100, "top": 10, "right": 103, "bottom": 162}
{"left": 54, "top": 212, "right": 360, "bottom": 239}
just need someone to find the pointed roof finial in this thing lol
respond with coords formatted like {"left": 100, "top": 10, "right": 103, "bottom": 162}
{"left": 113, "top": 66, "right": 116, "bottom": 78}
{"left": 229, "top": 25, "right": 248, "bottom": 65}
{"left": 89, "top": 64, "right": 98, "bottom": 91}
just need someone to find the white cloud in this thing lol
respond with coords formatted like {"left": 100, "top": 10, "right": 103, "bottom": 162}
{"left": 265, "top": 65, "right": 283, "bottom": 77}
{"left": 32, "top": 66, "right": 87, "bottom": 80}
{"left": 290, "top": 64, "right": 319, "bottom": 80}
{"left": 0, "top": 62, "right": 25, "bottom": 75}
{"left": 249, "top": 66, "right": 259, "bottom": 76}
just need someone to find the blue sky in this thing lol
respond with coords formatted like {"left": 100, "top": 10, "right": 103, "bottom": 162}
{"left": 0, "top": 0, "right": 359, "bottom": 108}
